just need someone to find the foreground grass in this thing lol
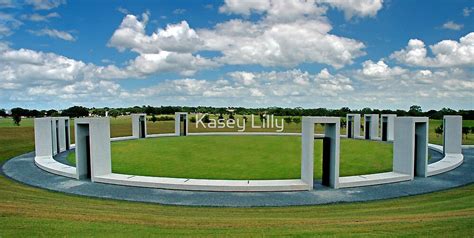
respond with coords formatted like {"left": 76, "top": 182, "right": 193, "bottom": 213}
{"left": 0, "top": 173, "right": 473, "bottom": 236}
{"left": 67, "top": 136, "right": 393, "bottom": 180}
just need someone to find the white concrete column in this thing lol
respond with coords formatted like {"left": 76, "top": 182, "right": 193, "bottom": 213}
{"left": 34, "top": 118, "right": 53, "bottom": 159}
{"left": 301, "top": 117, "right": 340, "bottom": 190}
{"left": 443, "top": 115, "right": 462, "bottom": 154}
{"left": 393, "top": 117, "right": 428, "bottom": 178}
{"left": 364, "top": 114, "right": 380, "bottom": 140}
{"left": 175, "top": 112, "right": 188, "bottom": 136}
{"left": 381, "top": 114, "right": 396, "bottom": 141}
{"left": 57, "top": 117, "right": 70, "bottom": 151}
{"left": 75, "top": 118, "right": 112, "bottom": 181}
{"left": 346, "top": 114, "right": 361, "bottom": 138}
{"left": 132, "top": 113, "right": 147, "bottom": 138}
{"left": 301, "top": 118, "right": 315, "bottom": 189}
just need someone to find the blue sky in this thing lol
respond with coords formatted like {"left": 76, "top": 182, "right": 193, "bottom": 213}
{"left": 0, "top": 0, "right": 473, "bottom": 110}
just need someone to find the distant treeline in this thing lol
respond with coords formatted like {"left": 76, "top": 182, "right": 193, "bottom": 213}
{"left": 1, "top": 105, "right": 473, "bottom": 120}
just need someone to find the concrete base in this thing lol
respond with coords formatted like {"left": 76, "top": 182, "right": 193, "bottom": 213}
{"left": 339, "top": 172, "right": 411, "bottom": 188}
{"left": 34, "top": 155, "right": 76, "bottom": 179}
{"left": 94, "top": 174, "right": 308, "bottom": 192}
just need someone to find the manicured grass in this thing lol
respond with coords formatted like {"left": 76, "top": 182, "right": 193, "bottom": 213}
{"left": 0, "top": 120, "right": 473, "bottom": 236}
{"left": 67, "top": 136, "right": 393, "bottom": 179}
{"left": 0, "top": 170, "right": 473, "bottom": 236}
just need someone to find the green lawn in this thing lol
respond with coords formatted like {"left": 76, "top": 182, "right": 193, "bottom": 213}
{"left": 0, "top": 118, "right": 473, "bottom": 236}
{"left": 67, "top": 136, "right": 393, "bottom": 180}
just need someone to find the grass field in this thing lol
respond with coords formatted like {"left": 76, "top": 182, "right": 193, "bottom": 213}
{"left": 67, "top": 136, "right": 393, "bottom": 179}
{"left": 0, "top": 116, "right": 473, "bottom": 236}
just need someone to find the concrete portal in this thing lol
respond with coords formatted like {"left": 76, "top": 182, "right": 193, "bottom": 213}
{"left": 34, "top": 118, "right": 54, "bottom": 159}
{"left": 346, "top": 114, "right": 361, "bottom": 139}
{"left": 132, "top": 114, "right": 147, "bottom": 139}
{"left": 34, "top": 117, "right": 70, "bottom": 158}
{"left": 175, "top": 112, "right": 188, "bottom": 136}
{"left": 75, "top": 118, "right": 111, "bottom": 181}
{"left": 380, "top": 114, "right": 396, "bottom": 141}
{"left": 393, "top": 117, "right": 429, "bottom": 178}
{"left": 443, "top": 115, "right": 462, "bottom": 155}
{"left": 302, "top": 117, "right": 340, "bottom": 189}
{"left": 364, "top": 114, "right": 379, "bottom": 140}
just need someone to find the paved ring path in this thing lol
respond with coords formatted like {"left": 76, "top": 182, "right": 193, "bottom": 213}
{"left": 1, "top": 148, "right": 473, "bottom": 207}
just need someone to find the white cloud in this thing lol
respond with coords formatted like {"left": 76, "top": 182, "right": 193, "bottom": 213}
{"left": 117, "top": 6, "right": 129, "bottom": 14}
{"left": 317, "top": 0, "right": 384, "bottom": 19}
{"left": 108, "top": 13, "right": 203, "bottom": 54}
{"left": 441, "top": 21, "right": 463, "bottom": 30}
{"left": 29, "top": 28, "right": 75, "bottom": 41}
{"left": 219, "top": 0, "right": 383, "bottom": 20}
{"left": 358, "top": 60, "right": 406, "bottom": 80}
{"left": 390, "top": 32, "right": 474, "bottom": 67}
{"left": 173, "top": 8, "right": 186, "bottom": 14}
{"left": 124, "top": 51, "right": 219, "bottom": 77}
{"left": 199, "top": 19, "right": 365, "bottom": 68}
{"left": 0, "top": 13, "right": 22, "bottom": 38}
{"left": 21, "top": 12, "right": 60, "bottom": 22}
{"left": 0, "top": 0, "right": 15, "bottom": 8}
{"left": 463, "top": 7, "right": 474, "bottom": 17}
{"left": 25, "top": 0, "right": 66, "bottom": 10}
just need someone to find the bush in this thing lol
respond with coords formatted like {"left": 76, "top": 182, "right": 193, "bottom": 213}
{"left": 190, "top": 117, "right": 196, "bottom": 123}
{"left": 284, "top": 117, "right": 292, "bottom": 124}
{"left": 156, "top": 116, "right": 174, "bottom": 121}
{"left": 12, "top": 114, "right": 21, "bottom": 126}
{"left": 435, "top": 125, "right": 443, "bottom": 137}
{"left": 292, "top": 117, "right": 301, "bottom": 124}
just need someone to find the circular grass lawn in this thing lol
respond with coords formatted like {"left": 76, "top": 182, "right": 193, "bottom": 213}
{"left": 67, "top": 136, "right": 393, "bottom": 180}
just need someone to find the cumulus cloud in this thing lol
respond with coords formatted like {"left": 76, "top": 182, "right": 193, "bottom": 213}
{"left": 390, "top": 32, "right": 474, "bottom": 67}
{"left": 441, "top": 21, "right": 463, "bottom": 30}
{"left": 29, "top": 28, "right": 75, "bottom": 41}
{"left": 108, "top": 13, "right": 203, "bottom": 53}
{"left": 219, "top": 0, "right": 383, "bottom": 20}
{"left": 358, "top": 60, "right": 407, "bottom": 80}
{"left": 317, "top": 0, "right": 384, "bottom": 19}
{"left": 199, "top": 18, "right": 365, "bottom": 68}
{"left": 25, "top": 0, "right": 66, "bottom": 10}
{"left": 124, "top": 51, "right": 219, "bottom": 77}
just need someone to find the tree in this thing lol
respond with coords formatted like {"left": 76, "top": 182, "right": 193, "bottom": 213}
{"left": 61, "top": 106, "right": 89, "bottom": 118}
{"left": 284, "top": 117, "right": 292, "bottom": 124}
{"left": 462, "top": 127, "right": 470, "bottom": 139}
{"left": 202, "top": 114, "right": 210, "bottom": 123}
{"left": 0, "top": 109, "right": 6, "bottom": 117}
{"left": 340, "top": 118, "right": 346, "bottom": 128}
{"left": 435, "top": 125, "right": 443, "bottom": 137}
{"left": 292, "top": 117, "right": 301, "bottom": 124}
{"left": 12, "top": 114, "right": 21, "bottom": 126}
{"left": 108, "top": 109, "right": 120, "bottom": 118}
{"left": 151, "top": 114, "right": 157, "bottom": 123}
{"left": 408, "top": 105, "right": 422, "bottom": 116}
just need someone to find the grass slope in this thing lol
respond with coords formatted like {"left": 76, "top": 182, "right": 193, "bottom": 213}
{"left": 67, "top": 136, "right": 393, "bottom": 179}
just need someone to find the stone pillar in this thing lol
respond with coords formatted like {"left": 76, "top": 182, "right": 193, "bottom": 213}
{"left": 346, "top": 114, "right": 361, "bottom": 138}
{"left": 75, "top": 118, "right": 111, "bottom": 181}
{"left": 393, "top": 117, "right": 428, "bottom": 178}
{"left": 443, "top": 115, "right": 462, "bottom": 154}
{"left": 34, "top": 118, "right": 53, "bottom": 159}
{"left": 175, "top": 112, "right": 188, "bottom": 136}
{"left": 380, "top": 114, "right": 396, "bottom": 141}
{"left": 301, "top": 117, "right": 340, "bottom": 190}
{"left": 132, "top": 113, "right": 147, "bottom": 138}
